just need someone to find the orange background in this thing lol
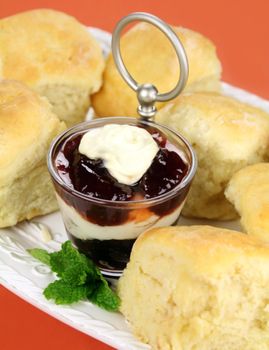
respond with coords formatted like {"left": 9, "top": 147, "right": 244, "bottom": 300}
{"left": 1, "top": 0, "right": 269, "bottom": 349}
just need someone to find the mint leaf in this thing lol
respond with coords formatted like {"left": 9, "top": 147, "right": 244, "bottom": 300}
{"left": 88, "top": 271, "right": 120, "bottom": 312}
{"left": 44, "top": 280, "right": 88, "bottom": 305}
{"left": 28, "top": 248, "right": 51, "bottom": 266}
{"left": 28, "top": 241, "right": 121, "bottom": 311}
{"left": 50, "top": 241, "right": 92, "bottom": 286}
{"left": 89, "top": 281, "right": 120, "bottom": 311}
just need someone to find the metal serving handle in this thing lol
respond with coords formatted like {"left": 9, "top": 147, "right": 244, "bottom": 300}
{"left": 111, "top": 12, "right": 189, "bottom": 120}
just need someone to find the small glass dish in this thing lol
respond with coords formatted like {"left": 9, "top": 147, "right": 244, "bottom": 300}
{"left": 47, "top": 117, "right": 197, "bottom": 277}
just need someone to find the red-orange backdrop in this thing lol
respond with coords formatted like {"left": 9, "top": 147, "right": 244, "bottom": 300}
{"left": 1, "top": 1, "right": 268, "bottom": 350}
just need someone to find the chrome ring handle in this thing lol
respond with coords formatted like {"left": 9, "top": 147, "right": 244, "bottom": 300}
{"left": 112, "top": 12, "right": 189, "bottom": 119}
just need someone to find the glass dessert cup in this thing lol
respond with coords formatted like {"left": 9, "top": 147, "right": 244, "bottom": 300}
{"left": 47, "top": 117, "right": 197, "bottom": 277}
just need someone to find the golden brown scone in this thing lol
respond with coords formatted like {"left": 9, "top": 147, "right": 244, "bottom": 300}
{"left": 92, "top": 23, "right": 221, "bottom": 117}
{"left": 118, "top": 225, "right": 269, "bottom": 350}
{"left": 0, "top": 80, "right": 66, "bottom": 227}
{"left": 225, "top": 163, "right": 269, "bottom": 242}
{"left": 156, "top": 92, "right": 269, "bottom": 220}
{"left": 0, "top": 9, "right": 105, "bottom": 127}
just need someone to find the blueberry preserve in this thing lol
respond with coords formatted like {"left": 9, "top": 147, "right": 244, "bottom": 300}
{"left": 51, "top": 122, "right": 192, "bottom": 276}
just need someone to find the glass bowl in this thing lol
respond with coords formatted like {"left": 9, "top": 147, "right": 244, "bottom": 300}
{"left": 47, "top": 117, "right": 197, "bottom": 277}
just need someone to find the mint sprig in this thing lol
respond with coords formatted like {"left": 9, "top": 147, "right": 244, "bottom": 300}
{"left": 28, "top": 241, "right": 120, "bottom": 311}
{"left": 44, "top": 280, "right": 88, "bottom": 305}
{"left": 29, "top": 248, "right": 51, "bottom": 266}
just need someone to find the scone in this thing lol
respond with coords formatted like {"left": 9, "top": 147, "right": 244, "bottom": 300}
{"left": 156, "top": 92, "right": 269, "bottom": 219}
{"left": 118, "top": 225, "right": 269, "bottom": 350}
{"left": 225, "top": 163, "right": 269, "bottom": 242}
{"left": 0, "top": 9, "right": 105, "bottom": 127}
{"left": 0, "top": 80, "right": 66, "bottom": 228}
{"left": 92, "top": 22, "right": 221, "bottom": 117}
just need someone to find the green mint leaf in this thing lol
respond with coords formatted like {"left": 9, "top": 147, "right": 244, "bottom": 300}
{"left": 29, "top": 241, "right": 121, "bottom": 310}
{"left": 28, "top": 248, "right": 51, "bottom": 266}
{"left": 49, "top": 241, "right": 92, "bottom": 286}
{"left": 89, "top": 279, "right": 120, "bottom": 312}
{"left": 44, "top": 280, "right": 88, "bottom": 305}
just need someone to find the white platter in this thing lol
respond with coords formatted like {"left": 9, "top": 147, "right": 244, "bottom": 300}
{"left": 1, "top": 27, "right": 269, "bottom": 350}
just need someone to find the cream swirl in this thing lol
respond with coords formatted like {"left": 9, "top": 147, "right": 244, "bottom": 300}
{"left": 78, "top": 124, "right": 159, "bottom": 185}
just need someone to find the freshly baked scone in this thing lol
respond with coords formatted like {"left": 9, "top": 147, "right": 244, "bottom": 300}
{"left": 225, "top": 163, "right": 269, "bottom": 241}
{"left": 92, "top": 23, "right": 221, "bottom": 117}
{"left": 0, "top": 80, "right": 66, "bottom": 228}
{"left": 0, "top": 9, "right": 105, "bottom": 127}
{"left": 118, "top": 225, "right": 269, "bottom": 350}
{"left": 156, "top": 92, "right": 269, "bottom": 219}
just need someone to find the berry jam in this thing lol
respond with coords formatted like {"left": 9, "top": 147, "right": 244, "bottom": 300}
{"left": 55, "top": 127, "right": 188, "bottom": 201}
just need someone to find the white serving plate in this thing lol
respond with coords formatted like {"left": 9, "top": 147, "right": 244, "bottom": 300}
{"left": 1, "top": 27, "right": 269, "bottom": 350}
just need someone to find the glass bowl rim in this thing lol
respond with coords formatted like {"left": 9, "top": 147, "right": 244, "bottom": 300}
{"left": 47, "top": 117, "right": 197, "bottom": 208}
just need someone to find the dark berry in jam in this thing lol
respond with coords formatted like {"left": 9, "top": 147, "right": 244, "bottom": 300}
{"left": 141, "top": 149, "right": 188, "bottom": 198}
{"left": 71, "top": 153, "right": 133, "bottom": 201}
{"left": 72, "top": 236, "right": 135, "bottom": 272}
{"left": 55, "top": 125, "right": 188, "bottom": 201}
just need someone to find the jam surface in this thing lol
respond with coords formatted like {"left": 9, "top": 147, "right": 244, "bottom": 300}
{"left": 55, "top": 126, "right": 188, "bottom": 201}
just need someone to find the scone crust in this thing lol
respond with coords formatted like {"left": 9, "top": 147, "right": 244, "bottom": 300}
{"left": 156, "top": 92, "right": 269, "bottom": 161}
{"left": 131, "top": 225, "right": 269, "bottom": 274}
{"left": 156, "top": 93, "right": 269, "bottom": 219}
{"left": 0, "top": 164, "right": 59, "bottom": 227}
{"left": 225, "top": 163, "right": 269, "bottom": 241}
{"left": 0, "top": 79, "right": 65, "bottom": 186}
{"left": 0, "top": 9, "right": 104, "bottom": 92}
{"left": 119, "top": 225, "right": 269, "bottom": 350}
{"left": 92, "top": 22, "right": 221, "bottom": 117}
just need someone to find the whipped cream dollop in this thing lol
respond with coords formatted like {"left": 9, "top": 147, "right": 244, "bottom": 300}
{"left": 78, "top": 124, "right": 159, "bottom": 185}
